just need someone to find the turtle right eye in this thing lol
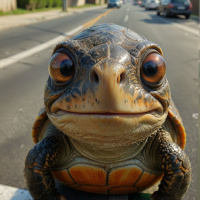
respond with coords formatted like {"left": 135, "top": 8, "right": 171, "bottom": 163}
{"left": 141, "top": 53, "right": 166, "bottom": 85}
{"left": 48, "top": 53, "right": 75, "bottom": 83}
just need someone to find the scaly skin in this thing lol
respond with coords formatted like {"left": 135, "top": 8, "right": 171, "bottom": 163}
{"left": 150, "top": 129, "right": 191, "bottom": 200}
{"left": 24, "top": 136, "right": 61, "bottom": 200}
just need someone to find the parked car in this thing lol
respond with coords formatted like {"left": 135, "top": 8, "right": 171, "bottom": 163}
{"left": 157, "top": 0, "right": 192, "bottom": 19}
{"left": 145, "top": 0, "right": 160, "bottom": 9}
{"left": 108, "top": 0, "right": 122, "bottom": 8}
{"left": 140, "top": 0, "right": 147, "bottom": 7}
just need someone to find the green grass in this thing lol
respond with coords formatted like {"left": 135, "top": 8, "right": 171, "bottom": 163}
{"left": 0, "top": 7, "right": 62, "bottom": 16}
{"left": 0, "top": 4, "right": 103, "bottom": 16}
{"left": 68, "top": 3, "right": 103, "bottom": 9}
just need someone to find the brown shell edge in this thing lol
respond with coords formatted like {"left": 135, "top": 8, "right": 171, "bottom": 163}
{"left": 167, "top": 101, "right": 186, "bottom": 149}
{"left": 32, "top": 107, "right": 48, "bottom": 144}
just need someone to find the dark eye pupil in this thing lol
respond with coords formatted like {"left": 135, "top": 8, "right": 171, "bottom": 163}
{"left": 143, "top": 61, "right": 157, "bottom": 77}
{"left": 60, "top": 59, "right": 74, "bottom": 77}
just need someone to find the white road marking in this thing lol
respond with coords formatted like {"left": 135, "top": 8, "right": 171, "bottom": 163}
{"left": 192, "top": 113, "right": 199, "bottom": 119}
{"left": 0, "top": 184, "right": 33, "bottom": 200}
{"left": 124, "top": 14, "right": 129, "bottom": 23}
{"left": 0, "top": 25, "right": 83, "bottom": 70}
{"left": 158, "top": 18, "right": 199, "bottom": 36}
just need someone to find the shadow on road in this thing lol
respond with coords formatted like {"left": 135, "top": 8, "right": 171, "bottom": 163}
{"left": 140, "top": 14, "right": 168, "bottom": 24}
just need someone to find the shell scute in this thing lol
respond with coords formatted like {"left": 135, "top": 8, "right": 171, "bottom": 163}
{"left": 68, "top": 164, "right": 107, "bottom": 186}
{"left": 52, "top": 170, "right": 74, "bottom": 185}
{"left": 109, "top": 165, "right": 143, "bottom": 186}
{"left": 135, "top": 171, "right": 162, "bottom": 189}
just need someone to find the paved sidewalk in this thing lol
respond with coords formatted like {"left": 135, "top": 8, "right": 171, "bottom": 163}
{"left": 0, "top": 5, "right": 106, "bottom": 31}
{"left": 0, "top": 184, "right": 32, "bottom": 200}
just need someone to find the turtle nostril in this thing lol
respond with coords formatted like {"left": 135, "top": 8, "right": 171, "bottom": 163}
{"left": 117, "top": 72, "right": 126, "bottom": 84}
{"left": 91, "top": 70, "right": 99, "bottom": 84}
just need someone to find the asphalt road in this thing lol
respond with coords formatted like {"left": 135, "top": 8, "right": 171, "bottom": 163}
{"left": 0, "top": 3, "right": 198, "bottom": 200}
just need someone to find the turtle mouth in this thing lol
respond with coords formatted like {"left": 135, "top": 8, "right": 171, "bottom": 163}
{"left": 53, "top": 109, "right": 160, "bottom": 118}
{"left": 48, "top": 106, "right": 167, "bottom": 147}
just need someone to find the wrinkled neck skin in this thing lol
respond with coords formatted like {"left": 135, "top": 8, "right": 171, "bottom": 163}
{"left": 68, "top": 132, "right": 155, "bottom": 163}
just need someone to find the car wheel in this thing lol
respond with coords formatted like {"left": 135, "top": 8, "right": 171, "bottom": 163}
{"left": 185, "top": 14, "right": 190, "bottom": 19}
{"left": 164, "top": 9, "right": 169, "bottom": 18}
{"left": 157, "top": 9, "right": 160, "bottom": 15}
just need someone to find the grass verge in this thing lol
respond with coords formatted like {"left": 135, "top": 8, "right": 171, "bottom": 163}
{"left": 0, "top": 7, "right": 62, "bottom": 16}
{"left": 0, "top": 4, "right": 103, "bottom": 16}
{"left": 70, "top": 4, "right": 102, "bottom": 9}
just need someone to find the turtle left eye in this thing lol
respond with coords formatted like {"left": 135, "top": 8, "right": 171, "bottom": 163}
{"left": 48, "top": 53, "right": 75, "bottom": 83}
{"left": 141, "top": 53, "right": 166, "bottom": 85}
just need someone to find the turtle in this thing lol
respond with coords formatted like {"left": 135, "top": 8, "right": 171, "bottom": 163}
{"left": 24, "top": 23, "right": 191, "bottom": 200}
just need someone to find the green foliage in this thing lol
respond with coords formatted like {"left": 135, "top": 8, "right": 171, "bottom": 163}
{"left": 46, "top": 0, "right": 54, "bottom": 7}
{"left": 36, "top": 0, "right": 47, "bottom": 9}
{"left": 52, "top": 0, "right": 62, "bottom": 7}
{"left": 17, "top": 0, "right": 62, "bottom": 10}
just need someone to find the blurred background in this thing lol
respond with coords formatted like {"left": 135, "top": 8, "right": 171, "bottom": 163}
{"left": 0, "top": 0, "right": 199, "bottom": 199}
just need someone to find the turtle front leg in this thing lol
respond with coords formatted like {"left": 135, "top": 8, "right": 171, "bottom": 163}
{"left": 24, "top": 136, "right": 66, "bottom": 200}
{"left": 151, "top": 135, "right": 191, "bottom": 200}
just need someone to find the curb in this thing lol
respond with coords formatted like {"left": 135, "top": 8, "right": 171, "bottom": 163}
{"left": 0, "top": 5, "right": 106, "bottom": 31}
{"left": 191, "top": 15, "right": 199, "bottom": 21}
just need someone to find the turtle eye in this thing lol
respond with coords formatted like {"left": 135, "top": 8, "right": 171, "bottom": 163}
{"left": 141, "top": 53, "right": 166, "bottom": 85}
{"left": 48, "top": 53, "right": 75, "bottom": 83}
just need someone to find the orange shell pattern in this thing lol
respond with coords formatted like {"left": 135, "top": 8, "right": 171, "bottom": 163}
{"left": 51, "top": 164, "right": 163, "bottom": 194}
{"left": 168, "top": 103, "right": 186, "bottom": 149}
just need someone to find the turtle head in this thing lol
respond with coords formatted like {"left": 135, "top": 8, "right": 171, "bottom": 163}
{"left": 44, "top": 23, "right": 170, "bottom": 147}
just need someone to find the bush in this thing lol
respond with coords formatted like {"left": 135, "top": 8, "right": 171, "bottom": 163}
{"left": 17, "top": 0, "right": 36, "bottom": 10}
{"left": 17, "top": 0, "right": 62, "bottom": 10}
{"left": 52, "top": 0, "right": 62, "bottom": 7}
{"left": 35, "top": 0, "right": 47, "bottom": 8}
{"left": 46, "top": 0, "right": 54, "bottom": 7}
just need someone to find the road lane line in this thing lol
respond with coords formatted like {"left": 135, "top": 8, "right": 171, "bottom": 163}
{"left": 172, "top": 22, "right": 199, "bottom": 36}
{"left": 0, "top": 9, "right": 113, "bottom": 70}
{"left": 0, "top": 184, "right": 32, "bottom": 200}
{"left": 158, "top": 18, "right": 199, "bottom": 36}
{"left": 124, "top": 14, "right": 129, "bottom": 23}
{"left": 83, "top": 9, "right": 112, "bottom": 29}
{"left": 0, "top": 25, "right": 83, "bottom": 69}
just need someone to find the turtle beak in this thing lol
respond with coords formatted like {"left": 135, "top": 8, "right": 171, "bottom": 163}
{"left": 89, "top": 61, "right": 163, "bottom": 115}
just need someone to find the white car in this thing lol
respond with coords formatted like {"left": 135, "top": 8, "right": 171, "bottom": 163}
{"left": 145, "top": 0, "right": 160, "bottom": 10}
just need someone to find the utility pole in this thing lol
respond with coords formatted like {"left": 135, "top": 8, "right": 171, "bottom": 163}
{"left": 62, "top": 0, "right": 67, "bottom": 11}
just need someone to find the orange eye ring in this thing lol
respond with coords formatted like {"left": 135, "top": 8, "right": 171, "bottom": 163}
{"left": 48, "top": 53, "right": 75, "bottom": 83}
{"left": 141, "top": 53, "right": 166, "bottom": 84}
